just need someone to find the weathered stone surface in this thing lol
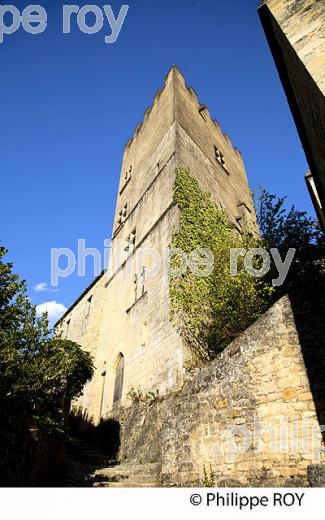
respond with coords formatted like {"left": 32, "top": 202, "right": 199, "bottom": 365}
{"left": 55, "top": 61, "right": 325, "bottom": 486}
{"left": 108, "top": 295, "right": 325, "bottom": 487}
{"left": 307, "top": 464, "right": 325, "bottom": 487}
{"left": 57, "top": 66, "right": 257, "bottom": 422}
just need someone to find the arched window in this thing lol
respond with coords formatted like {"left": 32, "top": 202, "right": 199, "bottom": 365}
{"left": 113, "top": 353, "right": 124, "bottom": 406}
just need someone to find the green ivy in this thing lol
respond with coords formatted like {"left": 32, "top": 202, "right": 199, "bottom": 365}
{"left": 170, "top": 168, "right": 274, "bottom": 359}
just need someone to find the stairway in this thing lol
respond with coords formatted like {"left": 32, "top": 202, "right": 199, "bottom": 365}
{"left": 64, "top": 438, "right": 117, "bottom": 486}
{"left": 65, "top": 438, "right": 160, "bottom": 487}
{"left": 91, "top": 462, "right": 160, "bottom": 487}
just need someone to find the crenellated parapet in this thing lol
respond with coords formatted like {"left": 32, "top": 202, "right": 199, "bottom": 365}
{"left": 123, "top": 65, "right": 244, "bottom": 166}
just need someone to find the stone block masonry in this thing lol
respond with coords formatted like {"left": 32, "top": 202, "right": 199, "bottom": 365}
{"left": 57, "top": 65, "right": 257, "bottom": 422}
{"left": 112, "top": 295, "right": 325, "bottom": 487}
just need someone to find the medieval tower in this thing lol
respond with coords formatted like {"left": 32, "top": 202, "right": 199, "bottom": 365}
{"left": 58, "top": 66, "right": 256, "bottom": 423}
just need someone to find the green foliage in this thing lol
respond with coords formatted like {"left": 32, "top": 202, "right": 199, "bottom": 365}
{"left": 255, "top": 187, "right": 325, "bottom": 296}
{"left": 127, "top": 386, "right": 162, "bottom": 405}
{"left": 0, "top": 246, "right": 94, "bottom": 484}
{"left": 170, "top": 169, "right": 274, "bottom": 358}
{"left": 256, "top": 187, "right": 325, "bottom": 259}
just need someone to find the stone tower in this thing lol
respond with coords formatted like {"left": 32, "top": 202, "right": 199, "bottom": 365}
{"left": 58, "top": 66, "right": 256, "bottom": 422}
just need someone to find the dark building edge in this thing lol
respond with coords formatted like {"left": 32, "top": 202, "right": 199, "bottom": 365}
{"left": 258, "top": 3, "right": 325, "bottom": 229}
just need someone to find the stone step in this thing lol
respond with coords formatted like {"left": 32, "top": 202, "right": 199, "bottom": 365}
{"left": 93, "top": 462, "right": 160, "bottom": 479}
{"left": 91, "top": 462, "right": 160, "bottom": 487}
{"left": 93, "top": 478, "right": 158, "bottom": 488}
{"left": 68, "top": 442, "right": 113, "bottom": 461}
{"left": 94, "top": 474, "right": 157, "bottom": 484}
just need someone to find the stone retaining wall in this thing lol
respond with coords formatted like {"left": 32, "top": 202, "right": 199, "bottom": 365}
{"left": 112, "top": 295, "right": 325, "bottom": 486}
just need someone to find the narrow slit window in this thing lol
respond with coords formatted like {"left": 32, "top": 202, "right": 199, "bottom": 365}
{"left": 133, "top": 266, "right": 145, "bottom": 302}
{"left": 125, "top": 165, "right": 132, "bottom": 183}
{"left": 86, "top": 295, "right": 92, "bottom": 318}
{"left": 113, "top": 354, "right": 124, "bottom": 406}
{"left": 117, "top": 203, "right": 128, "bottom": 227}
{"left": 214, "top": 145, "right": 226, "bottom": 167}
{"left": 65, "top": 319, "right": 71, "bottom": 338}
{"left": 125, "top": 228, "right": 136, "bottom": 253}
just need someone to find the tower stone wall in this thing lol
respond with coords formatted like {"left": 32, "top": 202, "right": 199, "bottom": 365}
{"left": 58, "top": 67, "right": 257, "bottom": 422}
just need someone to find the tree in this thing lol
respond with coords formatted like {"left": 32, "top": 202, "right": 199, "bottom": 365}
{"left": 170, "top": 173, "right": 325, "bottom": 360}
{"left": 256, "top": 187, "right": 325, "bottom": 259}
{"left": 255, "top": 188, "right": 325, "bottom": 297}
{"left": 0, "top": 246, "right": 94, "bottom": 428}
{"left": 0, "top": 246, "right": 94, "bottom": 484}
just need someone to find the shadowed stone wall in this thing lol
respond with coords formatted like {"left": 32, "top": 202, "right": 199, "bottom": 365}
{"left": 259, "top": 0, "right": 325, "bottom": 227}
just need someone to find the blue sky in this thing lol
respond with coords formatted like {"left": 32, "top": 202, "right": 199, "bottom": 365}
{"left": 0, "top": 0, "right": 312, "bottom": 325}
